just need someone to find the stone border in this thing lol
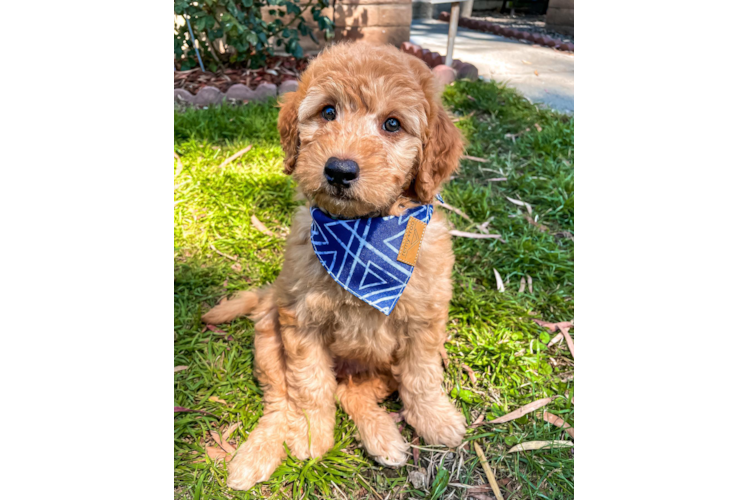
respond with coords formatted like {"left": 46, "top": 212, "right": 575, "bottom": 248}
{"left": 174, "top": 80, "right": 299, "bottom": 106}
{"left": 175, "top": 46, "right": 480, "bottom": 106}
{"left": 437, "top": 12, "right": 574, "bottom": 52}
{"left": 399, "top": 42, "right": 479, "bottom": 85}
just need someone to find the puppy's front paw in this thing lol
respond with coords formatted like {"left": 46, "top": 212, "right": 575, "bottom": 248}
{"left": 286, "top": 410, "right": 335, "bottom": 460}
{"left": 370, "top": 434, "right": 409, "bottom": 467}
{"left": 353, "top": 412, "right": 409, "bottom": 467}
{"left": 405, "top": 403, "right": 466, "bottom": 449}
{"left": 226, "top": 432, "right": 286, "bottom": 490}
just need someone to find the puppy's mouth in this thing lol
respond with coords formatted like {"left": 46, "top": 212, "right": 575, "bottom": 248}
{"left": 326, "top": 184, "right": 355, "bottom": 201}
{"left": 308, "top": 185, "right": 384, "bottom": 219}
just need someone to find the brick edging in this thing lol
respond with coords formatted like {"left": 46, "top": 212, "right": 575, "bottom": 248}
{"left": 437, "top": 12, "right": 574, "bottom": 52}
{"left": 174, "top": 80, "right": 299, "bottom": 106}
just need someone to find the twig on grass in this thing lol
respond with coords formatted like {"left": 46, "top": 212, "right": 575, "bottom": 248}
{"left": 462, "top": 155, "right": 488, "bottom": 163}
{"left": 450, "top": 230, "right": 505, "bottom": 242}
{"left": 251, "top": 215, "right": 275, "bottom": 237}
{"left": 473, "top": 442, "right": 504, "bottom": 500}
{"left": 218, "top": 144, "right": 253, "bottom": 169}
{"left": 440, "top": 202, "right": 475, "bottom": 225}
{"left": 209, "top": 243, "right": 238, "bottom": 261}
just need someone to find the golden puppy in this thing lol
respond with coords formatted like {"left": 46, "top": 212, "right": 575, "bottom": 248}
{"left": 202, "top": 42, "right": 466, "bottom": 490}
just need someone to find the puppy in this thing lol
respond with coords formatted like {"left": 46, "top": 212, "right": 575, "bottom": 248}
{"left": 202, "top": 42, "right": 466, "bottom": 490}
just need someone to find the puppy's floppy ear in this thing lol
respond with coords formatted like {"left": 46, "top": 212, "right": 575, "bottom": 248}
{"left": 277, "top": 90, "right": 301, "bottom": 174}
{"left": 415, "top": 100, "right": 464, "bottom": 203}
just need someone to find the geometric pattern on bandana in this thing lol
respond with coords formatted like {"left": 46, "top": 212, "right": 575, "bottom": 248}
{"left": 310, "top": 202, "right": 436, "bottom": 315}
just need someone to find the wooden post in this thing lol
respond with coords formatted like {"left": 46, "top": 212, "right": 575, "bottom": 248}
{"left": 445, "top": 1, "right": 460, "bottom": 67}
{"left": 460, "top": 0, "right": 474, "bottom": 18}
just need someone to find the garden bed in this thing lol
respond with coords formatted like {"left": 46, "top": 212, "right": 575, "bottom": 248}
{"left": 174, "top": 55, "right": 308, "bottom": 94}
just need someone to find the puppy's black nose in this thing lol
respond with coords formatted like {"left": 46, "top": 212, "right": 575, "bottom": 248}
{"left": 324, "top": 157, "right": 359, "bottom": 187}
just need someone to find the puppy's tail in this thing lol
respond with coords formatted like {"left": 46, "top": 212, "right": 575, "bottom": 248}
{"left": 201, "top": 287, "right": 271, "bottom": 325}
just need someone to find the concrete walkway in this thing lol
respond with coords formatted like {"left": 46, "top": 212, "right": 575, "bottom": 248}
{"left": 410, "top": 19, "right": 574, "bottom": 113}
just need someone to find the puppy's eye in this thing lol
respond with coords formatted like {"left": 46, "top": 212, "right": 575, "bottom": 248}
{"left": 383, "top": 118, "right": 400, "bottom": 133}
{"left": 321, "top": 106, "right": 336, "bottom": 121}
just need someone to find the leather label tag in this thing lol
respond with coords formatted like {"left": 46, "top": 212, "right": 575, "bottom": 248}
{"left": 397, "top": 217, "right": 427, "bottom": 266}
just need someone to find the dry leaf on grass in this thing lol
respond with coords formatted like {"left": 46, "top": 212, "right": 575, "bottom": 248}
{"left": 462, "top": 364, "right": 478, "bottom": 384}
{"left": 544, "top": 410, "right": 569, "bottom": 427}
{"left": 526, "top": 275, "right": 533, "bottom": 294}
{"left": 231, "top": 263, "right": 242, "bottom": 272}
{"left": 560, "top": 325, "right": 575, "bottom": 358}
{"left": 210, "top": 430, "right": 237, "bottom": 454}
{"left": 251, "top": 215, "right": 275, "bottom": 237}
{"left": 507, "top": 440, "right": 573, "bottom": 453}
{"left": 208, "top": 396, "right": 227, "bottom": 405}
{"left": 218, "top": 144, "right": 253, "bottom": 169}
{"left": 524, "top": 213, "right": 549, "bottom": 232}
{"left": 486, "top": 177, "right": 508, "bottom": 182}
{"left": 205, "top": 446, "right": 228, "bottom": 462}
{"left": 450, "top": 230, "right": 506, "bottom": 242}
{"left": 518, "top": 277, "right": 526, "bottom": 294}
{"left": 470, "top": 414, "right": 486, "bottom": 428}
{"left": 411, "top": 435, "right": 420, "bottom": 464}
{"left": 484, "top": 397, "right": 555, "bottom": 425}
{"left": 222, "top": 422, "right": 241, "bottom": 441}
{"left": 533, "top": 319, "right": 574, "bottom": 333}
{"left": 493, "top": 269, "right": 505, "bottom": 292}
{"left": 174, "top": 366, "right": 189, "bottom": 373}
{"left": 548, "top": 333, "right": 564, "bottom": 347}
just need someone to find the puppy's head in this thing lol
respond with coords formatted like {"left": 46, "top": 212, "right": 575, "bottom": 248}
{"left": 278, "top": 43, "right": 463, "bottom": 218}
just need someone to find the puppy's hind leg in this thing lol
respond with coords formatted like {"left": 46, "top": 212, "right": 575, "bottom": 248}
{"left": 337, "top": 373, "right": 409, "bottom": 467}
{"left": 202, "top": 289, "right": 261, "bottom": 325}
{"left": 227, "top": 295, "right": 290, "bottom": 490}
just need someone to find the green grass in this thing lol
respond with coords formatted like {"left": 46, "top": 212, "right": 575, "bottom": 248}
{"left": 174, "top": 80, "right": 574, "bottom": 500}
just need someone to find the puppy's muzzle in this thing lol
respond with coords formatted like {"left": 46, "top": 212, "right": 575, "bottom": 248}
{"left": 324, "top": 157, "right": 359, "bottom": 188}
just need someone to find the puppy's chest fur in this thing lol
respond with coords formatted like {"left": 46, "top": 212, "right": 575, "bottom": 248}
{"left": 275, "top": 206, "right": 454, "bottom": 372}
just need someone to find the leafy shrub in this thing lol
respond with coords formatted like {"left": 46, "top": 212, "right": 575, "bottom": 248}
{"left": 174, "top": 0, "right": 333, "bottom": 70}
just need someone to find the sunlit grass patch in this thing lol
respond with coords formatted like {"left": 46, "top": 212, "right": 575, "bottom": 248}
{"left": 174, "top": 79, "right": 573, "bottom": 499}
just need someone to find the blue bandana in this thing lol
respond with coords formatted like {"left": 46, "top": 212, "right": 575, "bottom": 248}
{"left": 310, "top": 199, "right": 440, "bottom": 315}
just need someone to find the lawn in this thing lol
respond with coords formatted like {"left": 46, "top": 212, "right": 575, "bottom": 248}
{"left": 174, "top": 79, "right": 574, "bottom": 500}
